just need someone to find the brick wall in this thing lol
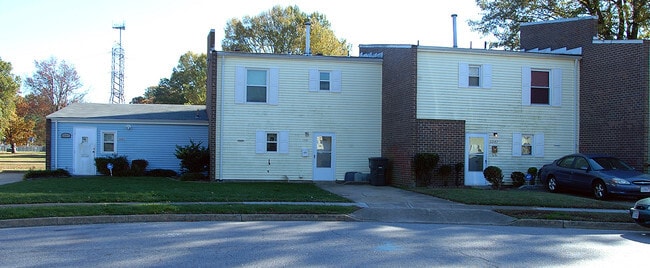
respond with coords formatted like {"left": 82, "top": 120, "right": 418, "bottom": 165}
{"left": 416, "top": 119, "right": 465, "bottom": 186}
{"left": 580, "top": 42, "right": 650, "bottom": 169}
{"left": 360, "top": 45, "right": 419, "bottom": 187}
{"left": 520, "top": 17, "right": 597, "bottom": 50}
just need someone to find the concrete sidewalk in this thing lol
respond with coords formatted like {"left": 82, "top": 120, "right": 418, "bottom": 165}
{"left": 0, "top": 171, "right": 24, "bottom": 185}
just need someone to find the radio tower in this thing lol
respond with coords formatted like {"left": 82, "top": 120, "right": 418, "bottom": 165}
{"left": 110, "top": 23, "right": 125, "bottom": 104}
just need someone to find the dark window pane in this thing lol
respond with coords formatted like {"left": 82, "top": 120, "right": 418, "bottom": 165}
{"left": 247, "top": 86, "right": 266, "bottom": 102}
{"left": 267, "top": 143, "right": 277, "bottom": 152}
{"left": 531, "top": 71, "right": 549, "bottom": 87}
{"left": 320, "top": 81, "right": 330, "bottom": 90}
{"left": 104, "top": 143, "right": 114, "bottom": 152}
{"left": 469, "top": 77, "right": 479, "bottom": 87}
{"left": 531, "top": 87, "right": 549, "bottom": 104}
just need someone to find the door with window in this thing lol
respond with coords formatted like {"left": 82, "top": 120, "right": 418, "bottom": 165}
{"left": 465, "top": 133, "right": 488, "bottom": 186}
{"left": 73, "top": 127, "right": 96, "bottom": 175}
{"left": 313, "top": 133, "right": 335, "bottom": 181}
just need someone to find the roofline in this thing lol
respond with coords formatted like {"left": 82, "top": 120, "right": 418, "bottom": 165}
{"left": 417, "top": 45, "right": 582, "bottom": 59}
{"left": 520, "top": 16, "right": 598, "bottom": 27}
{"left": 47, "top": 118, "right": 208, "bottom": 126}
{"left": 359, "top": 44, "right": 416, "bottom": 49}
{"left": 216, "top": 51, "right": 383, "bottom": 63}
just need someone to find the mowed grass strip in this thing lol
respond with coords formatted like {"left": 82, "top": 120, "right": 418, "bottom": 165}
{"left": 0, "top": 204, "right": 359, "bottom": 220}
{"left": 410, "top": 187, "right": 632, "bottom": 210}
{"left": 0, "top": 177, "right": 351, "bottom": 204}
{"left": 496, "top": 210, "right": 633, "bottom": 223}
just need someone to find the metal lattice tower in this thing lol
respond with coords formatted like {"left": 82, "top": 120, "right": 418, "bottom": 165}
{"left": 110, "top": 23, "right": 125, "bottom": 104}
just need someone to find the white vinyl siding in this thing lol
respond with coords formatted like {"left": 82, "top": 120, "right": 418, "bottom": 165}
{"left": 459, "top": 63, "right": 492, "bottom": 88}
{"left": 217, "top": 54, "right": 381, "bottom": 180}
{"left": 418, "top": 48, "right": 578, "bottom": 176}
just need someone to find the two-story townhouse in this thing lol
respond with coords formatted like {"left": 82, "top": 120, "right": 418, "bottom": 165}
{"left": 206, "top": 30, "right": 382, "bottom": 181}
{"left": 520, "top": 16, "right": 650, "bottom": 172}
{"left": 359, "top": 44, "right": 581, "bottom": 187}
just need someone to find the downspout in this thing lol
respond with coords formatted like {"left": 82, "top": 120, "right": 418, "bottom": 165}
{"left": 574, "top": 58, "right": 580, "bottom": 153}
{"left": 219, "top": 53, "right": 225, "bottom": 180}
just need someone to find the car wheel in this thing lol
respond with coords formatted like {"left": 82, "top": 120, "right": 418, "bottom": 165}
{"left": 547, "top": 177, "right": 558, "bottom": 192}
{"left": 593, "top": 181, "right": 608, "bottom": 200}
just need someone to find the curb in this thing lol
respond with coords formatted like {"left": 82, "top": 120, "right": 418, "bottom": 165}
{"left": 0, "top": 214, "right": 355, "bottom": 229}
{"left": 510, "top": 219, "right": 647, "bottom": 231}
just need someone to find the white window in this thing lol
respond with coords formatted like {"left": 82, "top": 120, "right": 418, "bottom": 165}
{"left": 246, "top": 69, "right": 267, "bottom": 103}
{"left": 101, "top": 131, "right": 116, "bottom": 153}
{"left": 522, "top": 67, "right": 562, "bottom": 106}
{"left": 459, "top": 63, "right": 492, "bottom": 88}
{"left": 235, "top": 67, "right": 279, "bottom": 105}
{"left": 512, "top": 133, "right": 544, "bottom": 157}
{"left": 256, "top": 131, "right": 289, "bottom": 153}
{"left": 309, "top": 69, "right": 342, "bottom": 92}
{"left": 320, "top": 71, "right": 331, "bottom": 91}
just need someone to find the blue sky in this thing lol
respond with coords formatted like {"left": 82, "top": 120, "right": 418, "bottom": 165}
{"left": 0, "top": 0, "right": 490, "bottom": 103}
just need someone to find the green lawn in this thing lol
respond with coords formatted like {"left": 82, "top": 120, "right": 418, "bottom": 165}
{"left": 0, "top": 177, "right": 355, "bottom": 219}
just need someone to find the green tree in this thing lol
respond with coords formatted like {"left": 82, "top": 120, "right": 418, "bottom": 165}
{"left": 24, "top": 57, "right": 85, "bottom": 113}
{"left": 222, "top": 5, "right": 349, "bottom": 56}
{"left": 134, "top": 52, "right": 206, "bottom": 105}
{"left": 470, "top": 0, "right": 650, "bottom": 50}
{"left": 0, "top": 58, "right": 21, "bottom": 141}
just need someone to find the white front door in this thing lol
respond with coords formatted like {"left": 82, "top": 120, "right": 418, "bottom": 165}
{"left": 465, "top": 133, "right": 488, "bottom": 186}
{"left": 73, "top": 127, "right": 97, "bottom": 175}
{"left": 313, "top": 133, "right": 335, "bottom": 181}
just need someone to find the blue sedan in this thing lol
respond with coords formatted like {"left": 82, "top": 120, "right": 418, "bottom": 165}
{"left": 538, "top": 154, "right": 650, "bottom": 200}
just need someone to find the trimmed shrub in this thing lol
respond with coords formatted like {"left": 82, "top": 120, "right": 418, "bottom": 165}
{"left": 511, "top": 171, "right": 526, "bottom": 187}
{"left": 24, "top": 169, "right": 71, "bottom": 179}
{"left": 95, "top": 155, "right": 130, "bottom": 176}
{"left": 130, "top": 159, "right": 149, "bottom": 176}
{"left": 145, "top": 169, "right": 178, "bottom": 178}
{"left": 413, "top": 153, "right": 439, "bottom": 186}
{"left": 175, "top": 140, "right": 209, "bottom": 173}
{"left": 438, "top": 164, "right": 453, "bottom": 186}
{"left": 179, "top": 172, "right": 208, "bottom": 181}
{"left": 483, "top": 166, "right": 504, "bottom": 190}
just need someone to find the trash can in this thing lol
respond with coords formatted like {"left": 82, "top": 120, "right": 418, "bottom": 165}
{"left": 368, "top": 157, "right": 390, "bottom": 186}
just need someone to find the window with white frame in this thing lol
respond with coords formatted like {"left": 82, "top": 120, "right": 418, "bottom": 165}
{"left": 266, "top": 133, "right": 278, "bottom": 152}
{"left": 521, "top": 134, "right": 533, "bottom": 155}
{"left": 256, "top": 131, "right": 289, "bottom": 153}
{"left": 522, "top": 67, "right": 562, "bottom": 106}
{"left": 309, "top": 69, "right": 342, "bottom": 92}
{"left": 512, "top": 132, "right": 544, "bottom": 157}
{"left": 246, "top": 69, "right": 267, "bottom": 103}
{"left": 102, "top": 131, "right": 116, "bottom": 153}
{"left": 459, "top": 63, "right": 491, "bottom": 88}
{"left": 320, "top": 71, "right": 331, "bottom": 91}
{"left": 468, "top": 65, "right": 481, "bottom": 87}
{"left": 530, "top": 70, "right": 550, "bottom": 104}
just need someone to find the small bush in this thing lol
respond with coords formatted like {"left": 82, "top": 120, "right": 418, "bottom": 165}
{"left": 24, "top": 169, "right": 71, "bottom": 179}
{"left": 130, "top": 159, "right": 149, "bottom": 176}
{"left": 483, "top": 166, "right": 503, "bottom": 190}
{"left": 95, "top": 155, "right": 130, "bottom": 176}
{"left": 145, "top": 169, "right": 178, "bottom": 178}
{"left": 438, "top": 164, "right": 453, "bottom": 186}
{"left": 179, "top": 172, "right": 208, "bottom": 181}
{"left": 175, "top": 140, "right": 209, "bottom": 173}
{"left": 511, "top": 171, "right": 526, "bottom": 187}
{"left": 454, "top": 162, "right": 464, "bottom": 186}
{"left": 413, "top": 153, "right": 439, "bottom": 186}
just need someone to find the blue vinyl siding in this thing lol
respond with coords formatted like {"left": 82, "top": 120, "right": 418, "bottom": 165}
{"left": 50, "top": 122, "right": 208, "bottom": 174}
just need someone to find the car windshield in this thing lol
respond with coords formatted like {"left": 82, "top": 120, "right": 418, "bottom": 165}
{"left": 589, "top": 157, "right": 634, "bottom": 171}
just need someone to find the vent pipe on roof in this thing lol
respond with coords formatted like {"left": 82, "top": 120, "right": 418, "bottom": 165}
{"left": 305, "top": 21, "right": 312, "bottom": 56}
{"left": 451, "top": 14, "right": 458, "bottom": 48}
